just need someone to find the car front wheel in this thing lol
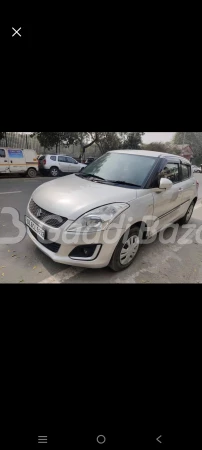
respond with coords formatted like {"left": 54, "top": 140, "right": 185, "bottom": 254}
{"left": 109, "top": 226, "right": 142, "bottom": 272}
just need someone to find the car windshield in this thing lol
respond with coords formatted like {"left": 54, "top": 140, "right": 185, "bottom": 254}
{"left": 78, "top": 152, "right": 157, "bottom": 187}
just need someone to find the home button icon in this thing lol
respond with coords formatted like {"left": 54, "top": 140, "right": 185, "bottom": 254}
{"left": 96, "top": 435, "right": 106, "bottom": 444}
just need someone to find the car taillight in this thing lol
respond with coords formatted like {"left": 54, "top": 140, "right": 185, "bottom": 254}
{"left": 43, "top": 159, "right": 46, "bottom": 165}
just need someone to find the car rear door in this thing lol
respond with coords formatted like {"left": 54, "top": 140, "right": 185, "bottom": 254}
{"left": 152, "top": 161, "right": 185, "bottom": 231}
{"left": 8, "top": 149, "right": 26, "bottom": 173}
{"left": 0, "top": 148, "right": 9, "bottom": 173}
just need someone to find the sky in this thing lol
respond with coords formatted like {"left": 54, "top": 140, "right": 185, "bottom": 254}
{"left": 143, "top": 132, "right": 175, "bottom": 144}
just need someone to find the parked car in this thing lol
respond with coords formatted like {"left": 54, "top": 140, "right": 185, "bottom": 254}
{"left": 26, "top": 150, "right": 198, "bottom": 271}
{"left": 85, "top": 157, "right": 96, "bottom": 165}
{"left": 38, "top": 155, "right": 86, "bottom": 177}
{"left": 192, "top": 166, "right": 201, "bottom": 173}
{"left": 0, "top": 147, "right": 38, "bottom": 177}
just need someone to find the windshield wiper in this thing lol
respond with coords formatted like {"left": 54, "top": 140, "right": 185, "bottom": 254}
{"left": 77, "top": 173, "right": 106, "bottom": 181}
{"left": 108, "top": 180, "right": 141, "bottom": 187}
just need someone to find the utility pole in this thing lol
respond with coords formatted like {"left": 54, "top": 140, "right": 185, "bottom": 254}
{"left": 183, "top": 132, "right": 186, "bottom": 145}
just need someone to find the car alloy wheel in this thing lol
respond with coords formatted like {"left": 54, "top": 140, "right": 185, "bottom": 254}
{"left": 120, "top": 235, "right": 139, "bottom": 266}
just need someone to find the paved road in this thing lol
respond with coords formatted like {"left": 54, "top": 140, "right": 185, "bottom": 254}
{"left": 0, "top": 174, "right": 202, "bottom": 284}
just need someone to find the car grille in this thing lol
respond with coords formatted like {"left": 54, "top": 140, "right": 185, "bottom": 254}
{"left": 29, "top": 199, "right": 67, "bottom": 228}
{"left": 29, "top": 229, "right": 61, "bottom": 253}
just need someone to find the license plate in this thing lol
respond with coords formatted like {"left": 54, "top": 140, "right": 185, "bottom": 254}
{"left": 25, "top": 216, "right": 46, "bottom": 240}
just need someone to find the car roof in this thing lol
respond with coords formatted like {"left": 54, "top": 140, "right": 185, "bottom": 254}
{"left": 110, "top": 149, "right": 191, "bottom": 165}
{"left": 47, "top": 154, "right": 75, "bottom": 157}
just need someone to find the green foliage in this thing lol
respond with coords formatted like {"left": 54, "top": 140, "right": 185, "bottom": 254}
{"left": 96, "top": 132, "right": 121, "bottom": 154}
{"left": 121, "top": 132, "right": 145, "bottom": 149}
{"left": 31, "top": 132, "right": 75, "bottom": 152}
{"left": 143, "top": 141, "right": 181, "bottom": 155}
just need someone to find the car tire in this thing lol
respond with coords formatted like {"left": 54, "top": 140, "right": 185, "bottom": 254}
{"left": 178, "top": 200, "right": 195, "bottom": 225}
{"left": 27, "top": 168, "right": 37, "bottom": 178}
{"left": 109, "top": 226, "right": 142, "bottom": 272}
{"left": 50, "top": 167, "right": 60, "bottom": 177}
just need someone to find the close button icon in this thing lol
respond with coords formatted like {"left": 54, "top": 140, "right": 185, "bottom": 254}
{"left": 12, "top": 27, "right": 21, "bottom": 37}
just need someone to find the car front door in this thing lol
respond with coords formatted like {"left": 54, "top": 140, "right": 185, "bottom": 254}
{"left": 152, "top": 162, "right": 185, "bottom": 232}
{"left": 58, "top": 156, "right": 71, "bottom": 173}
{"left": 0, "top": 149, "right": 9, "bottom": 173}
{"left": 180, "top": 163, "right": 196, "bottom": 211}
{"left": 8, "top": 149, "right": 26, "bottom": 173}
{"left": 67, "top": 157, "right": 81, "bottom": 173}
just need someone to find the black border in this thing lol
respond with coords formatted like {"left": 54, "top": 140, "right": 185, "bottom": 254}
{"left": 1, "top": 294, "right": 201, "bottom": 448}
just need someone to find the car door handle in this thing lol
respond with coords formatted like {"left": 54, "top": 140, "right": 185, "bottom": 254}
{"left": 178, "top": 188, "right": 183, "bottom": 191}
{"left": 4, "top": 160, "right": 8, "bottom": 162}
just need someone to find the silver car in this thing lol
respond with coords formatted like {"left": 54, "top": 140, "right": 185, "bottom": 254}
{"left": 38, "top": 154, "right": 86, "bottom": 177}
{"left": 26, "top": 150, "right": 198, "bottom": 271}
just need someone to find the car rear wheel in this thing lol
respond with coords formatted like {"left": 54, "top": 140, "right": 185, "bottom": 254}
{"left": 178, "top": 200, "right": 195, "bottom": 225}
{"left": 50, "top": 167, "right": 59, "bottom": 177}
{"left": 109, "top": 226, "right": 142, "bottom": 272}
{"left": 27, "top": 168, "right": 37, "bottom": 178}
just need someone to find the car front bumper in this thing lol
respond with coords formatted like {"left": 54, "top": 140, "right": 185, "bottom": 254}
{"left": 26, "top": 208, "right": 125, "bottom": 268}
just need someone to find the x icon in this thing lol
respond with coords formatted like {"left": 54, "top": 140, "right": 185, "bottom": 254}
{"left": 12, "top": 27, "right": 21, "bottom": 37}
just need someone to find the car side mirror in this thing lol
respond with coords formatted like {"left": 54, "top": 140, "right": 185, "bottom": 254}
{"left": 159, "top": 178, "right": 173, "bottom": 190}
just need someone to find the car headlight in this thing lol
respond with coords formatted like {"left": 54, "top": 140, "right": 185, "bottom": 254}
{"left": 66, "top": 203, "right": 129, "bottom": 233}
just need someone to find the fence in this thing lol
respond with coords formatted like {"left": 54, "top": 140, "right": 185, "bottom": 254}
{"left": 0, "top": 132, "right": 101, "bottom": 158}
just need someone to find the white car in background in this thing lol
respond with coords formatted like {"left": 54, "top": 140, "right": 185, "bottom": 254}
{"left": 192, "top": 165, "right": 201, "bottom": 173}
{"left": 38, "top": 154, "right": 86, "bottom": 177}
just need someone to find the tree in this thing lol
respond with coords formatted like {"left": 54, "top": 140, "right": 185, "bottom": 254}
{"left": 173, "top": 132, "right": 202, "bottom": 164}
{"left": 95, "top": 132, "right": 121, "bottom": 154}
{"left": 70, "top": 132, "right": 99, "bottom": 158}
{"left": 31, "top": 132, "right": 75, "bottom": 153}
{"left": 31, "top": 132, "right": 145, "bottom": 159}
{"left": 121, "top": 132, "right": 145, "bottom": 149}
{"left": 96, "top": 132, "right": 145, "bottom": 154}
{"left": 31, "top": 132, "right": 99, "bottom": 156}
{"left": 0, "top": 132, "right": 5, "bottom": 141}
{"left": 143, "top": 141, "right": 181, "bottom": 155}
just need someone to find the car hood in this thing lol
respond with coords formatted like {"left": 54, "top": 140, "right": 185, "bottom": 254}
{"left": 32, "top": 175, "right": 138, "bottom": 220}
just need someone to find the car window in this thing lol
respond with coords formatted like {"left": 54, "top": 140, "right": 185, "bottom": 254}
{"left": 50, "top": 156, "right": 56, "bottom": 161}
{"left": 0, "top": 149, "right": 6, "bottom": 157}
{"left": 181, "top": 164, "right": 191, "bottom": 180}
{"left": 58, "top": 156, "right": 66, "bottom": 163}
{"left": 66, "top": 157, "right": 77, "bottom": 164}
{"left": 159, "top": 163, "right": 180, "bottom": 184}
